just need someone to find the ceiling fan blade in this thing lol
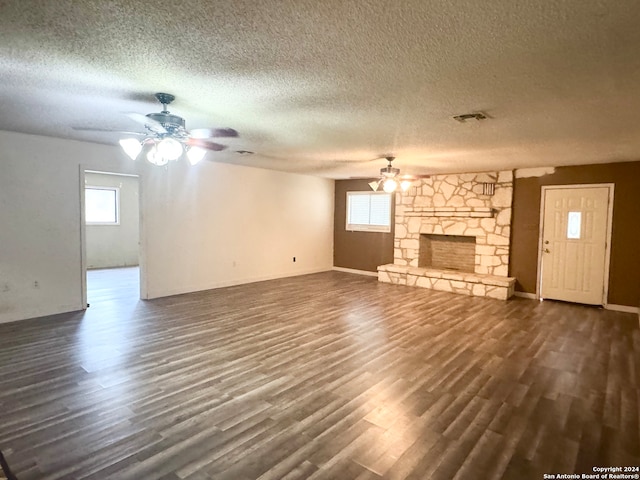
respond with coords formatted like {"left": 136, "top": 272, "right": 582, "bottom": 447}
{"left": 73, "top": 126, "right": 146, "bottom": 135}
{"left": 189, "top": 128, "right": 239, "bottom": 139}
{"left": 399, "top": 174, "right": 431, "bottom": 180}
{"left": 125, "top": 112, "right": 167, "bottom": 134}
{"left": 187, "top": 138, "right": 228, "bottom": 151}
{"left": 348, "top": 173, "right": 430, "bottom": 180}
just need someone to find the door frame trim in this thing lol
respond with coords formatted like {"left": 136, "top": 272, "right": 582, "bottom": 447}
{"left": 80, "top": 168, "right": 145, "bottom": 304}
{"left": 536, "top": 183, "right": 615, "bottom": 306}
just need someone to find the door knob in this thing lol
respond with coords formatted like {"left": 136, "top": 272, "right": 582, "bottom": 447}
{"left": 544, "top": 248, "right": 550, "bottom": 253}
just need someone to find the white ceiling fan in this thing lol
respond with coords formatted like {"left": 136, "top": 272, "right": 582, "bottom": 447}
{"left": 75, "top": 92, "right": 238, "bottom": 166}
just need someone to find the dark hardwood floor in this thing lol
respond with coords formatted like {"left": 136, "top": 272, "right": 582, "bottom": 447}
{"left": 0, "top": 269, "right": 638, "bottom": 479}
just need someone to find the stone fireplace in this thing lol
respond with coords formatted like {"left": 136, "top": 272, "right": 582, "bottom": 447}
{"left": 378, "top": 171, "right": 516, "bottom": 300}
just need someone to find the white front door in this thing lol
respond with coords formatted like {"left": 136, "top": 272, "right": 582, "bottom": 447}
{"left": 540, "top": 185, "right": 612, "bottom": 305}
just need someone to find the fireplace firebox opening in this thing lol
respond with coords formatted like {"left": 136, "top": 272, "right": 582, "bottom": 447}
{"left": 419, "top": 234, "right": 476, "bottom": 272}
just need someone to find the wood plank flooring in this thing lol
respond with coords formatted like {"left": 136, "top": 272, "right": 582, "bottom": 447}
{"left": 0, "top": 269, "right": 638, "bottom": 479}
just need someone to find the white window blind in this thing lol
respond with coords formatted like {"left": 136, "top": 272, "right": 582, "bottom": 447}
{"left": 346, "top": 192, "right": 392, "bottom": 232}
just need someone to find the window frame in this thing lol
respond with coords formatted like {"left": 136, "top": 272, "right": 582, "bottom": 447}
{"left": 85, "top": 185, "right": 120, "bottom": 226}
{"left": 345, "top": 191, "right": 392, "bottom": 233}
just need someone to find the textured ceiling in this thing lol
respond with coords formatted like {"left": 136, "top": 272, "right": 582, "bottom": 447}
{"left": 1, "top": 0, "right": 639, "bottom": 178}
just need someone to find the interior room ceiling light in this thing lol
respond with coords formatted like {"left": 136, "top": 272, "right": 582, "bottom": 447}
{"left": 156, "top": 137, "right": 183, "bottom": 160}
{"left": 119, "top": 138, "right": 143, "bottom": 159}
{"left": 186, "top": 146, "right": 208, "bottom": 165}
{"left": 369, "top": 156, "right": 416, "bottom": 193}
{"left": 78, "top": 92, "right": 238, "bottom": 167}
{"left": 383, "top": 178, "right": 400, "bottom": 193}
{"left": 146, "top": 144, "right": 168, "bottom": 166}
{"left": 117, "top": 93, "right": 233, "bottom": 166}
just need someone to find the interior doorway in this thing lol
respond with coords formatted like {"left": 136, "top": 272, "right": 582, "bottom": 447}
{"left": 81, "top": 170, "right": 141, "bottom": 306}
{"left": 538, "top": 184, "right": 614, "bottom": 306}
{"left": 86, "top": 266, "right": 140, "bottom": 305}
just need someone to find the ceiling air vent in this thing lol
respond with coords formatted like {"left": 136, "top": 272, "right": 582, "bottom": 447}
{"left": 452, "top": 112, "right": 488, "bottom": 123}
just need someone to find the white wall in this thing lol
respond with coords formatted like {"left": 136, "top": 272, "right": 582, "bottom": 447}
{"left": 0, "top": 131, "right": 138, "bottom": 322}
{"left": 141, "top": 158, "right": 334, "bottom": 298}
{"left": 0, "top": 130, "right": 334, "bottom": 323}
{"left": 85, "top": 172, "right": 139, "bottom": 269}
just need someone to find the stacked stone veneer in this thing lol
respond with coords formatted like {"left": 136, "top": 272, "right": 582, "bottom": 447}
{"left": 378, "top": 170, "right": 516, "bottom": 300}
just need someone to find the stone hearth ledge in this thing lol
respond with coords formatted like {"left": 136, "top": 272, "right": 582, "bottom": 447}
{"left": 377, "top": 264, "right": 516, "bottom": 300}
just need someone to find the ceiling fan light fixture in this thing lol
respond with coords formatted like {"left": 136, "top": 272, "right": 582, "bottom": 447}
{"left": 367, "top": 156, "right": 426, "bottom": 194}
{"left": 147, "top": 145, "right": 169, "bottom": 166}
{"left": 100, "top": 93, "right": 239, "bottom": 167}
{"left": 383, "top": 178, "right": 398, "bottom": 193}
{"left": 400, "top": 179, "right": 413, "bottom": 191}
{"left": 119, "top": 138, "right": 143, "bottom": 160}
{"left": 186, "top": 146, "right": 207, "bottom": 165}
{"left": 157, "top": 137, "right": 183, "bottom": 161}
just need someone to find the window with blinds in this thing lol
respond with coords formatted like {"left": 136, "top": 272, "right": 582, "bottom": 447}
{"left": 346, "top": 192, "right": 392, "bottom": 232}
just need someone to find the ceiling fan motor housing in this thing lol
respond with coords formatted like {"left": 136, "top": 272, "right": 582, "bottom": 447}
{"left": 380, "top": 165, "right": 400, "bottom": 177}
{"left": 146, "top": 112, "right": 187, "bottom": 136}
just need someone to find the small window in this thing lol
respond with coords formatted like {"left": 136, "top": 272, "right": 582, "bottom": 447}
{"left": 346, "top": 192, "right": 392, "bottom": 232}
{"left": 567, "top": 211, "right": 581, "bottom": 239}
{"left": 85, "top": 186, "right": 119, "bottom": 225}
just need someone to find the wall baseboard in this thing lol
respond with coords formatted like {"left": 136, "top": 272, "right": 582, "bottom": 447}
{"left": 0, "top": 302, "right": 86, "bottom": 325}
{"left": 512, "top": 294, "right": 639, "bottom": 315}
{"left": 514, "top": 291, "right": 537, "bottom": 300}
{"left": 605, "top": 304, "right": 640, "bottom": 314}
{"left": 145, "top": 267, "right": 333, "bottom": 299}
{"left": 332, "top": 267, "right": 379, "bottom": 277}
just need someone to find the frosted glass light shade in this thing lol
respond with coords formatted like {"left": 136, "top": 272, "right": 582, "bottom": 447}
{"left": 382, "top": 178, "right": 397, "bottom": 193}
{"left": 157, "top": 138, "right": 183, "bottom": 160}
{"left": 368, "top": 180, "right": 380, "bottom": 191}
{"left": 186, "top": 146, "right": 207, "bottom": 165}
{"left": 119, "top": 138, "right": 142, "bottom": 160}
{"left": 146, "top": 146, "right": 169, "bottom": 166}
{"left": 400, "top": 180, "right": 413, "bottom": 191}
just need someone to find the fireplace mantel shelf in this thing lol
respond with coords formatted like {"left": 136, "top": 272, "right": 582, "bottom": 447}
{"left": 402, "top": 207, "right": 494, "bottom": 218}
